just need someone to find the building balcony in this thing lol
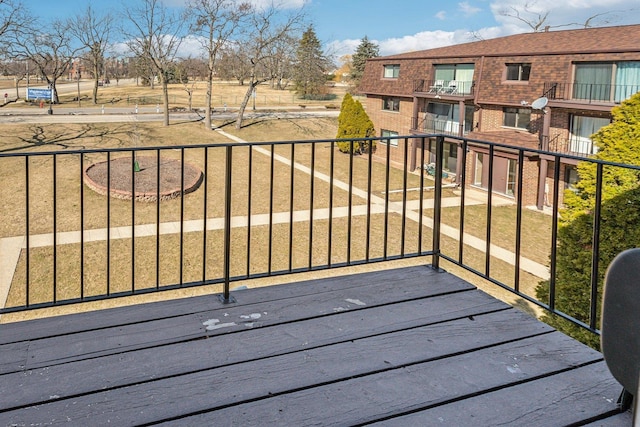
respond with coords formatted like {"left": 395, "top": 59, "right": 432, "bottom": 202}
{"left": 414, "top": 79, "right": 475, "bottom": 98}
{"left": 0, "top": 136, "right": 633, "bottom": 424}
{"left": 544, "top": 81, "right": 640, "bottom": 106}
{"left": 411, "top": 113, "right": 469, "bottom": 137}
{"left": 545, "top": 134, "right": 599, "bottom": 158}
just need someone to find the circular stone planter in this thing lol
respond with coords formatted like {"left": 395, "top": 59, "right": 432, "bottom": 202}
{"left": 84, "top": 156, "right": 204, "bottom": 202}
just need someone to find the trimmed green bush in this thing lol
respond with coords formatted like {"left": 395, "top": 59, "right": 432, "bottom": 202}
{"left": 336, "top": 93, "right": 375, "bottom": 154}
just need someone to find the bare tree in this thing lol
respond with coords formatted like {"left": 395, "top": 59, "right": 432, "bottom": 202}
{"left": 7, "top": 17, "right": 79, "bottom": 104}
{"left": 0, "top": 0, "right": 23, "bottom": 43}
{"left": 175, "top": 57, "right": 208, "bottom": 111}
{"left": 234, "top": 4, "right": 304, "bottom": 129}
{"left": 217, "top": 43, "right": 252, "bottom": 85}
{"left": 68, "top": 5, "right": 114, "bottom": 104}
{"left": 500, "top": 1, "right": 625, "bottom": 32}
{"left": 123, "top": 0, "right": 185, "bottom": 126}
{"left": 264, "top": 32, "right": 296, "bottom": 90}
{"left": 187, "top": 0, "right": 252, "bottom": 130}
{"left": 0, "top": 59, "right": 31, "bottom": 99}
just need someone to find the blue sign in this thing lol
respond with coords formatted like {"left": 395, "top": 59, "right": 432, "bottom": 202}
{"left": 27, "top": 88, "right": 52, "bottom": 100}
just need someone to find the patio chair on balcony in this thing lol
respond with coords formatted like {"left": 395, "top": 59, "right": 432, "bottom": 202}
{"left": 441, "top": 80, "right": 458, "bottom": 94}
{"left": 601, "top": 248, "right": 640, "bottom": 421}
{"left": 428, "top": 80, "right": 444, "bottom": 93}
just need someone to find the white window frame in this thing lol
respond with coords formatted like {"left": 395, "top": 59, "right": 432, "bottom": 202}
{"left": 383, "top": 64, "right": 400, "bottom": 78}
{"left": 382, "top": 97, "right": 400, "bottom": 112}
{"left": 381, "top": 130, "right": 399, "bottom": 146}
{"left": 505, "top": 63, "right": 531, "bottom": 81}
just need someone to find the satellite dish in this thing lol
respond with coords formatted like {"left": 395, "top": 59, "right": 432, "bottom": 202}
{"left": 531, "top": 96, "right": 548, "bottom": 110}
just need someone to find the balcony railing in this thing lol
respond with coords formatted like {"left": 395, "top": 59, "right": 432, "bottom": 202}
{"left": 414, "top": 79, "right": 475, "bottom": 96}
{"left": 545, "top": 134, "right": 599, "bottom": 157}
{"left": 544, "top": 81, "right": 640, "bottom": 104}
{"left": 412, "top": 113, "right": 466, "bottom": 137}
{"left": 2, "top": 135, "right": 637, "bottom": 346}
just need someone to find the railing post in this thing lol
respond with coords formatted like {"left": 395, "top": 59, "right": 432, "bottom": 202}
{"left": 220, "top": 145, "right": 236, "bottom": 304}
{"left": 431, "top": 135, "right": 444, "bottom": 270}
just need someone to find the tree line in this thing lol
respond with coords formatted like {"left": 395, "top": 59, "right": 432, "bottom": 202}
{"left": 0, "top": 0, "right": 380, "bottom": 129}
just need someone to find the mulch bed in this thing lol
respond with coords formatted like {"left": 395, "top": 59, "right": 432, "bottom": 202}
{"left": 83, "top": 156, "right": 203, "bottom": 202}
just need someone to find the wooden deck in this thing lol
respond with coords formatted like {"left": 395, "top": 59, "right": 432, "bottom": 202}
{"left": 0, "top": 265, "right": 631, "bottom": 426}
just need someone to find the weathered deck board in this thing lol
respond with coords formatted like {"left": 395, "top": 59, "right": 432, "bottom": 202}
{"left": 368, "top": 362, "right": 626, "bottom": 426}
{"left": 1, "top": 289, "right": 507, "bottom": 412}
{"left": 0, "top": 266, "right": 629, "bottom": 426}
{"left": 0, "top": 265, "right": 454, "bottom": 344}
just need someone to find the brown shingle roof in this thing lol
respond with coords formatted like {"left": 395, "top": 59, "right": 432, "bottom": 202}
{"left": 371, "top": 24, "right": 640, "bottom": 61}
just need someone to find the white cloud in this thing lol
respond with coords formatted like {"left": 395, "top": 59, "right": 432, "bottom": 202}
{"left": 435, "top": 10, "right": 447, "bottom": 20}
{"left": 378, "top": 30, "right": 481, "bottom": 56}
{"left": 459, "top": 1, "right": 482, "bottom": 15}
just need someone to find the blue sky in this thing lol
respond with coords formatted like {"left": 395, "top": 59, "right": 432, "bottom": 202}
{"left": 25, "top": 0, "right": 640, "bottom": 58}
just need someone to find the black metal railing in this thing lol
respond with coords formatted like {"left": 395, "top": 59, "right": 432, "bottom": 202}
{"left": 2, "top": 135, "right": 638, "bottom": 345}
{"left": 544, "top": 134, "right": 598, "bottom": 157}
{"left": 414, "top": 79, "right": 475, "bottom": 96}
{"left": 544, "top": 81, "right": 640, "bottom": 104}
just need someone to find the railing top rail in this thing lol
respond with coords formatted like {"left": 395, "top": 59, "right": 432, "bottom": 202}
{"left": 5, "top": 133, "right": 639, "bottom": 173}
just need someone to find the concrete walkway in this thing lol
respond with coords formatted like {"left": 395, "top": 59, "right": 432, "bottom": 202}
{"left": 0, "top": 129, "right": 550, "bottom": 311}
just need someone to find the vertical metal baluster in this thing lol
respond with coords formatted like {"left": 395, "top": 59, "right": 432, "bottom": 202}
{"left": 156, "top": 149, "right": 161, "bottom": 289}
{"left": 107, "top": 152, "right": 111, "bottom": 295}
{"left": 384, "top": 138, "right": 391, "bottom": 259}
{"left": 485, "top": 145, "right": 495, "bottom": 277}
{"left": 347, "top": 142, "right": 354, "bottom": 265}
{"left": 268, "top": 145, "right": 275, "bottom": 275}
{"left": 246, "top": 147, "right": 253, "bottom": 277}
{"left": 202, "top": 147, "right": 208, "bottom": 283}
{"left": 80, "top": 153, "right": 85, "bottom": 300}
{"left": 53, "top": 153, "right": 57, "bottom": 303}
{"left": 288, "top": 144, "right": 295, "bottom": 272}
{"left": 401, "top": 137, "right": 408, "bottom": 256}
{"left": 514, "top": 150, "right": 525, "bottom": 292}
{"left": 432, "top": 136, "right": 444, "bottom": 270}
{"left": 328, "top": 141, "right": 335, "bottom": 266}
{"left": 366, "top": 138, "right": 373, "bottom": 261}
{"left": 180, "top": 147, "right": 185, "bottom": 286}
{"left": 458, "top": 139, "right": 468, "bottom": 263}
{"left": 418, "top": 138, "right": 425, "bottom": 255}
{"left": 590, "top": 164, "right": 604, "bottom": 330}
{"left": 221, "top": 146, "right": 234, "bottom": 303}
{"left": 25, "top": 157, "right": 30, "bottom": 307}
{"left": 549, "top": 157, "right": 562, "bottom": 311}
{"left": 131, "top": 153, "right": 135, "bottom": 293}
{"left": 308, "top": 142, "right": 316, "bottom": 270}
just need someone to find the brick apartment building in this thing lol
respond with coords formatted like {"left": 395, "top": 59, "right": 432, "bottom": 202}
{"left": 358, "top": 24, "right": 640, "bottom": 208}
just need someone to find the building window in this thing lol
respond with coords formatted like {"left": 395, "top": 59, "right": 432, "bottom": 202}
{"left": 569, "top": 115, "right": 610, "bottom": 155}
{"left": 503, "top": 107, "right": 531, "bottom": 130}
{"left": 506, "top": 63, "right": 531, "bottom": 81}
{"left": 573, "top": 61, "right": 640, "bottom": 102}
{"left": 382, "top": 97, "right": 400, "bottom": 112}
{"left": 381, "top": 129, "right": 399, "bottom": 146}
{"left": 574, "top": 63, "right": 613, "bottom": 101}
{"left": 425, "top": 102, "right": 474, "bottom": 135}
{"left": 383, "top": 64, "right": 400, "bottom": 78}
{"left": 433, "top": 63, "right": 474, "bottom": 94}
